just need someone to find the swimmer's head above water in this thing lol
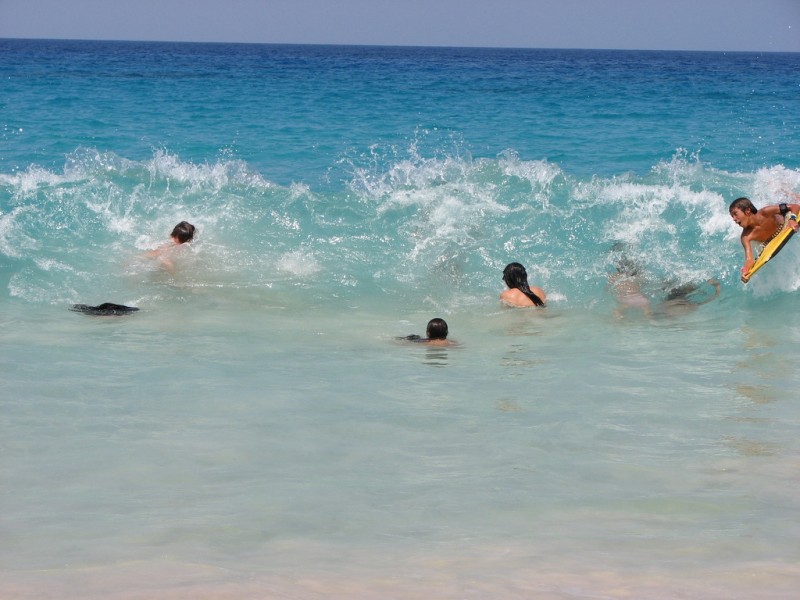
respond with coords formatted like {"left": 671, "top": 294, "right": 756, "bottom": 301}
{"left": 425, "top": 318, "right": 448, "bottom": 340}
{"left": 501, "top": 262, "right": 545, "bottom": 307}
{"left": 400, "top": 318, "right": 452, "bottom": 345}
{"left": 170, "top": 221, "right": 195, "bottom": 244}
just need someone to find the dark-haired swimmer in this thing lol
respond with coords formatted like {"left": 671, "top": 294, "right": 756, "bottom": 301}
{"left": 729, "top": 195, "right": 800, "bottom": 281}
{"left": 400, "top": 318, "right": 454, "bottom": 346}
{"left": 71, "top": 302, "right": 139, "bottom": 316}
{"left": 170, "top": 221, "right": 196, "bottom": 244}
{"left": 500, "top": 262, "right": 546, "bottom": 307}
{"left": 145, "top": 221, "right": 196, "bottom": 274}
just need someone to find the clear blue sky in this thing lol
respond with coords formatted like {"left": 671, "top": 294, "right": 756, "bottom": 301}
{"left": 1, "top": 0, "right": 798, "bottom": 52}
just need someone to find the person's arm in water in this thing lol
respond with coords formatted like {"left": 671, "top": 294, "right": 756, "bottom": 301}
{"left": 739, "top": 230, "right": 757, "bottom": 276}
{"left": 144, "top": 243, "right": 176, "bottom": 274}
{"left": 709, "top": 278, "right": 721, "bottom": 298}
{"left": 692, "top": 279, "right": 720, "bottom": 306}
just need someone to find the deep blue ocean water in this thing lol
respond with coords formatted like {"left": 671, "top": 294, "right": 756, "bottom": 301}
{"left": 1, "top": 39, "right": 800, "bottom": 598}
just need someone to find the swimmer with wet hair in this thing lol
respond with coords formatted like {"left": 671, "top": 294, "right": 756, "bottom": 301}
{"left": 425, "top": 317, "right": 448, "bottom": 341}
{"left": 400, "top": 318, "right": 454, "bottom": 346}
{"left": 170, "top": 221, "right": 195, "bottom": 244}
{"left": 145, "top": 220, "right": 196, "bottom": 274}
{"left": 500, "top": 262, "right": 546, "bottom": 307}
{"left": 729, "top": 195, "right": 800, "bottom": 281}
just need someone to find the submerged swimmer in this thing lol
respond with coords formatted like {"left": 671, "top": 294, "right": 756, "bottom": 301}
{"left": 70, "top": 303, "right": 139, "bottom": 316}
{"left": 400, "top": 318, "right": 454, "bottom": 346}
{"left": 608, "top": 244, "right": 721, "bottom": 319}
{"left": 656, "top": 279, "right": 720, "bottom": 317}
{"left": 500, "top": 262, "right": 546, "bottom": 307}
{"left": 608, "top": 247, "right": 651, "bottom": 318}
{"left": 145, "top": 221, "right": 196, "bottom": 274}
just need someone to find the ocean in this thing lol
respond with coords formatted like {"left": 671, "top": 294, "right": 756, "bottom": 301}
{"left": 1, "top": 39, "right": 800, "bottom": 598}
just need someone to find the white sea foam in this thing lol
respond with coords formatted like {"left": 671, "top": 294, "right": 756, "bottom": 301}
{"left": 276, "top": 249, "right": 321, "bottom": 277}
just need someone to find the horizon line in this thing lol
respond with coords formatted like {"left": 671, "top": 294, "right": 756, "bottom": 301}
{"left": 2, "top": 36, "right": 797, "bottom": 55}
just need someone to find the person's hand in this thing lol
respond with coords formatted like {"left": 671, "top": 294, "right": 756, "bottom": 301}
{"left": 741, "top": 261, "right": 754, "bottom": 283}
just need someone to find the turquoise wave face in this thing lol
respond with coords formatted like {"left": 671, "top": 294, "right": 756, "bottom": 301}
{"left": 3, "top": 146, "right": 800, "bottom": 310}
{"left": 2, "top": 41, "right": 800, "bottom": 310}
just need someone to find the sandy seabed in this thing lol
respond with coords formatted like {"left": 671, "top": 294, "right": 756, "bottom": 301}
{"left": 3, "top": 542, "right": 799, "bottom": 600}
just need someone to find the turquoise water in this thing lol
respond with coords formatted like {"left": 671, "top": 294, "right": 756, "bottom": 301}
{"left": 2, "top": 39, "right": 800, "bottom": 598}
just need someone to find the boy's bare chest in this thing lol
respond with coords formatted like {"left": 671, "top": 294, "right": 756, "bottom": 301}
{"left": 749, "top": 216, "right": 782, "bottom": 242}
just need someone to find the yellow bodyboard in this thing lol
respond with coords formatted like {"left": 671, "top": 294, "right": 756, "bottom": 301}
{"left": 742, "top": 224, "right": 796, "bottom": 283}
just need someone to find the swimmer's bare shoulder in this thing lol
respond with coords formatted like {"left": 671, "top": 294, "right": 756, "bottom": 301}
{"left": 424, "top": 339, "right": 457, "bottom": 346}
{"left": 500, "top": 288, "right": 546, "bottom": 307}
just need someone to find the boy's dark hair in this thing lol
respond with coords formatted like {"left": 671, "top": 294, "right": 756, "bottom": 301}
{"left": 426, "top": 318, "right": 448, "bottom": 340}
{"left": 729, "top": 197, "right": 757, "bottom": 214}
{"left": 171, "top": 221, "right": 196, "bottom": 243}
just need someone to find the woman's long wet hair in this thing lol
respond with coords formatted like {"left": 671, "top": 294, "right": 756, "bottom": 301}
{"left": 503, "top": 262, "right": 545, "bottom": 307}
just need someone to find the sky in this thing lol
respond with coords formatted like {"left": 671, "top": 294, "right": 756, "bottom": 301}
{"left": 1, "top": 0, "right": 798, "bottom": 52}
